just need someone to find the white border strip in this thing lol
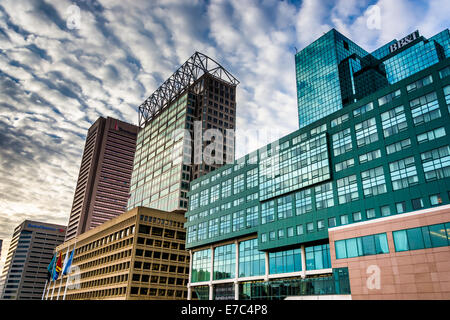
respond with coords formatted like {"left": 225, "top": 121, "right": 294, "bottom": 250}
{"left": 328, "top": 204, "right": 450, "bottom": 232}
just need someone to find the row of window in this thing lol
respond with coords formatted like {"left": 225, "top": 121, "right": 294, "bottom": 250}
{"left": 129, "top": 286, "right": 187, "bottom": 298}
{"left": 67, "top": 286, "right": 127, "bottom": 300}
{"left": 189, "top": 81, "right": 450, "bottom": 218}
{"left": 75, "top": 239, "right": 133, "bottom": 268}
{"left": 136, "top": 237, "right": 186, "bottom": 250}
{"left": 335, "top": 221, "right": 450, "bottom": 259}
{"left": 393, "top": 222, "right": 450, "bottom": 252}
{"left": 74, "top": 224, "right": 134, "bottom": 259}
{"left": 260, "top": 192, "right": 448, "bottom": 244}
{"left": 335, "top": 233, "right": 389, "bottom": 259}
{"left": 187, "top": 162, "right": 450, "bottom": 244}
{"left": 131, "top": 273, "right": 187, "bottom": 286}
{"left": 191, "top": 240, "right": 332, "bottom": 283}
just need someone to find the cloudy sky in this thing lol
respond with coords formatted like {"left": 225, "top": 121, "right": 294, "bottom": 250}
{"left": 0, "top": 0, "right": 448, "bottom": 271}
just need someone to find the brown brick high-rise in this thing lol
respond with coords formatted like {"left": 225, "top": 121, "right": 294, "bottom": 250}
{"left": 65, "top": 117, "right": 138, "bottom": 241}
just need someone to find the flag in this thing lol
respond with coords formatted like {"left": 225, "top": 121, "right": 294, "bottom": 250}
{"left": 47, "top": 254, "right": 56, "bottom": 281}
{"left": 62, "top": 246, "right": 75, "bottom": 276}
{"left": 61, "top": 247, "right": 70, "bottom": 276}
{"left": 53, "top": 252, "right": 62, "bottom": 280}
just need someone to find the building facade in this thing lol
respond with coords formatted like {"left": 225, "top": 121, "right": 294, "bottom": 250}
{"left": 0, "top": 221, "right": 66, "bottom": 300}
{"left": 50, "top": 207, "right": 189, "bottom": 300}
{"left": 65, "top": 116, "right": 138, "bottom": 241}
{"left": 330, "top": 204, "right": 450, "bottom": 299}
{"left": 127, "top": 52, "right": 239, "bottom": 213}
{"left": 185, "top": 31, "right": 450, "bottom": 300}
{"left": 296, "top": 28, "right": 450, "bottom": 128}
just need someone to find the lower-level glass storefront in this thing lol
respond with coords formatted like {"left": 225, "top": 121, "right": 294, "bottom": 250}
{"left": 239, "top": 268, "right": 350, "bottom": 300}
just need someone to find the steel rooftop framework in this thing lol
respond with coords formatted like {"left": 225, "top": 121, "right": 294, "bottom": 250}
{"left": 138, "top": 51, "right": 240, "bottom": 127}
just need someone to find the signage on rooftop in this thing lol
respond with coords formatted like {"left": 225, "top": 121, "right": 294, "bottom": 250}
{"left": 389, "top": 30, "right": 420, "bottom": 53}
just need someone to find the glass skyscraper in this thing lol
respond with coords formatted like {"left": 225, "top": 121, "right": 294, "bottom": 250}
{"left": 296, "top": 28, "right": 450, "bottom": 128}
{"left": 127, "top": 52, "right": 238, "bottom": 213}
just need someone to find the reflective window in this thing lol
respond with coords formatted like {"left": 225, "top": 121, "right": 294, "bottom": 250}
{"left": 393, "top": 223, "right": 450, "bottom": 252}
{"left": 381, "top": 105, "right": 407, "bottom": 137}
{"left": 359, "top": 149, "right": 381, "bottom": 164}
{"left": 305, "top": 244, "right": 331, "bottom": 270}
{"left": 200, "top": 189, "right": 209, "bottom": 207}
{"left": 352, "top": 211, "right": 362, "bottom": 222}
{"left": 355, "top": 117, "right": 378, "bottom": 147}
{"left": 444, "top": 85, "right": 450, "bottom": 112}
{"left": 420, "top": 145, "right": 450, "bottom": 182}
{"left": 389, "top": 157, "right": 419, "bottom": 190}
{"left": 315, "top": 182, "right": 334, "bottom": 210}
{"left": 214, "top": 244, "right": 236, "bottom": 280}
{"left": 239, "top": 239, "right": 265, "bottom": 277}
{"left": 337, "top": 175, "right": 359, "bottom": 204}
{"left": 440, "top": 66, "right": 450, "bottom": 79}
{"left": 430, "top": 194, "right": 443, "bottom": 206}
{"left": 396, "top": 201, "right": 407, "bottom": 214}
{"left": 410, "top": 91, "right": 441, "bottom": 126}
{"left": 361, "top": 166, "right": 387, "bottom": 198}
{"left": 378, "top": 89, "right": 401, "bottom": 106}
{"left": 246, "top": 206, "right": 259, "bottom": 228}
{"left": 386, "top": 138, "right": 411, "bottom": 155}
{"left": 417, "top": 127, "right": 446, "bottom": 144}
{"left": 332, "top": 128, "right": 352, "bottom": 156}
{"left": 233, "top": 174, "right": 245, "bottom": 194}
{"left": 190, "top": 193, "right": 199, "bottom": 210}
{"left": 208, "top": 218, "right": 219, "bottom": 238}
{"left": 246, "top": 168, "right": 259, "bottom": 189}
{"left": 210, "top": 184, "right": 220, "bottom": 203}
{"left": 295, "top": 189, "right": 313, "bottom": 215}
{"left": 219, "top": 214, "right": 231, "bottom": 235}
{"left": 277, "top": 195, "right": 293, "bottom": 219}
{"left": 353, "top": 102, "right": 374, "bottom": 117}
{"left": 269, "top": 248, "right": 302, "bottom": 274}
{"left": 335, "top": 158, "right": 355, "bottom": 172}
{"left": 259, "top": 134, "right": 330, "bottom": 200}
{"left": 221, "top": 179, "right": 232, "bottom": 198}
{"left": 406, "top": 75, "right": 433, "bottom": 93}
{"left": 381, "top": 205, "right": 391, "bottom": 217}
{"left": 331, "top": 113, "right": 349, "bottom": 127}
{"left": 335, "top": 233, "right": 389, "bottom": 259}
{"left": 232, "top": 210, "right": 245, "bottom": 232}
{"left": 191, "top": 249, "right": 211, "bottom": 282}
{"left": 261, "top": 200, "right": 275, "bottom": 224}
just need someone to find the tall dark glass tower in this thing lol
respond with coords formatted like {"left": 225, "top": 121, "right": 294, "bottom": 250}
{"left": 296, "top": 28, "right": 450, "bottom": 128}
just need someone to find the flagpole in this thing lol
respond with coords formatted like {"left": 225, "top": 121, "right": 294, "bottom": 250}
{"left": 57, "top": 272, "right": 63, "bottom": 300}
{"left": 45, "top": 278, "right": 51, "bottom": 300}
{"left": 57, "top": 247, "right": 69, "bottom": 300}
{"left": 41, "top": 280, "right": 48, "bottom": 300}
{"left": 63, "top": 242, "right": 76, "bottom": 301}
{"left": 51, "top": 276, "right": 56, "bottom": 300}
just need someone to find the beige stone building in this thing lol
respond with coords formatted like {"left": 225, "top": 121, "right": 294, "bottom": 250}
{"left": 47, "top": 207, "right": 189, "bottom": 300}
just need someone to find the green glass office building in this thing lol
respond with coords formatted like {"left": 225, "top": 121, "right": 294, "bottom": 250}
{"left": 185, "top": 29, "right": 450, "bottom": 300}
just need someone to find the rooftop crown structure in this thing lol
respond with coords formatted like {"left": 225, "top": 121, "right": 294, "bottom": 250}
{"left": 138, "top": 52, "right": 239, "bottom": 128}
